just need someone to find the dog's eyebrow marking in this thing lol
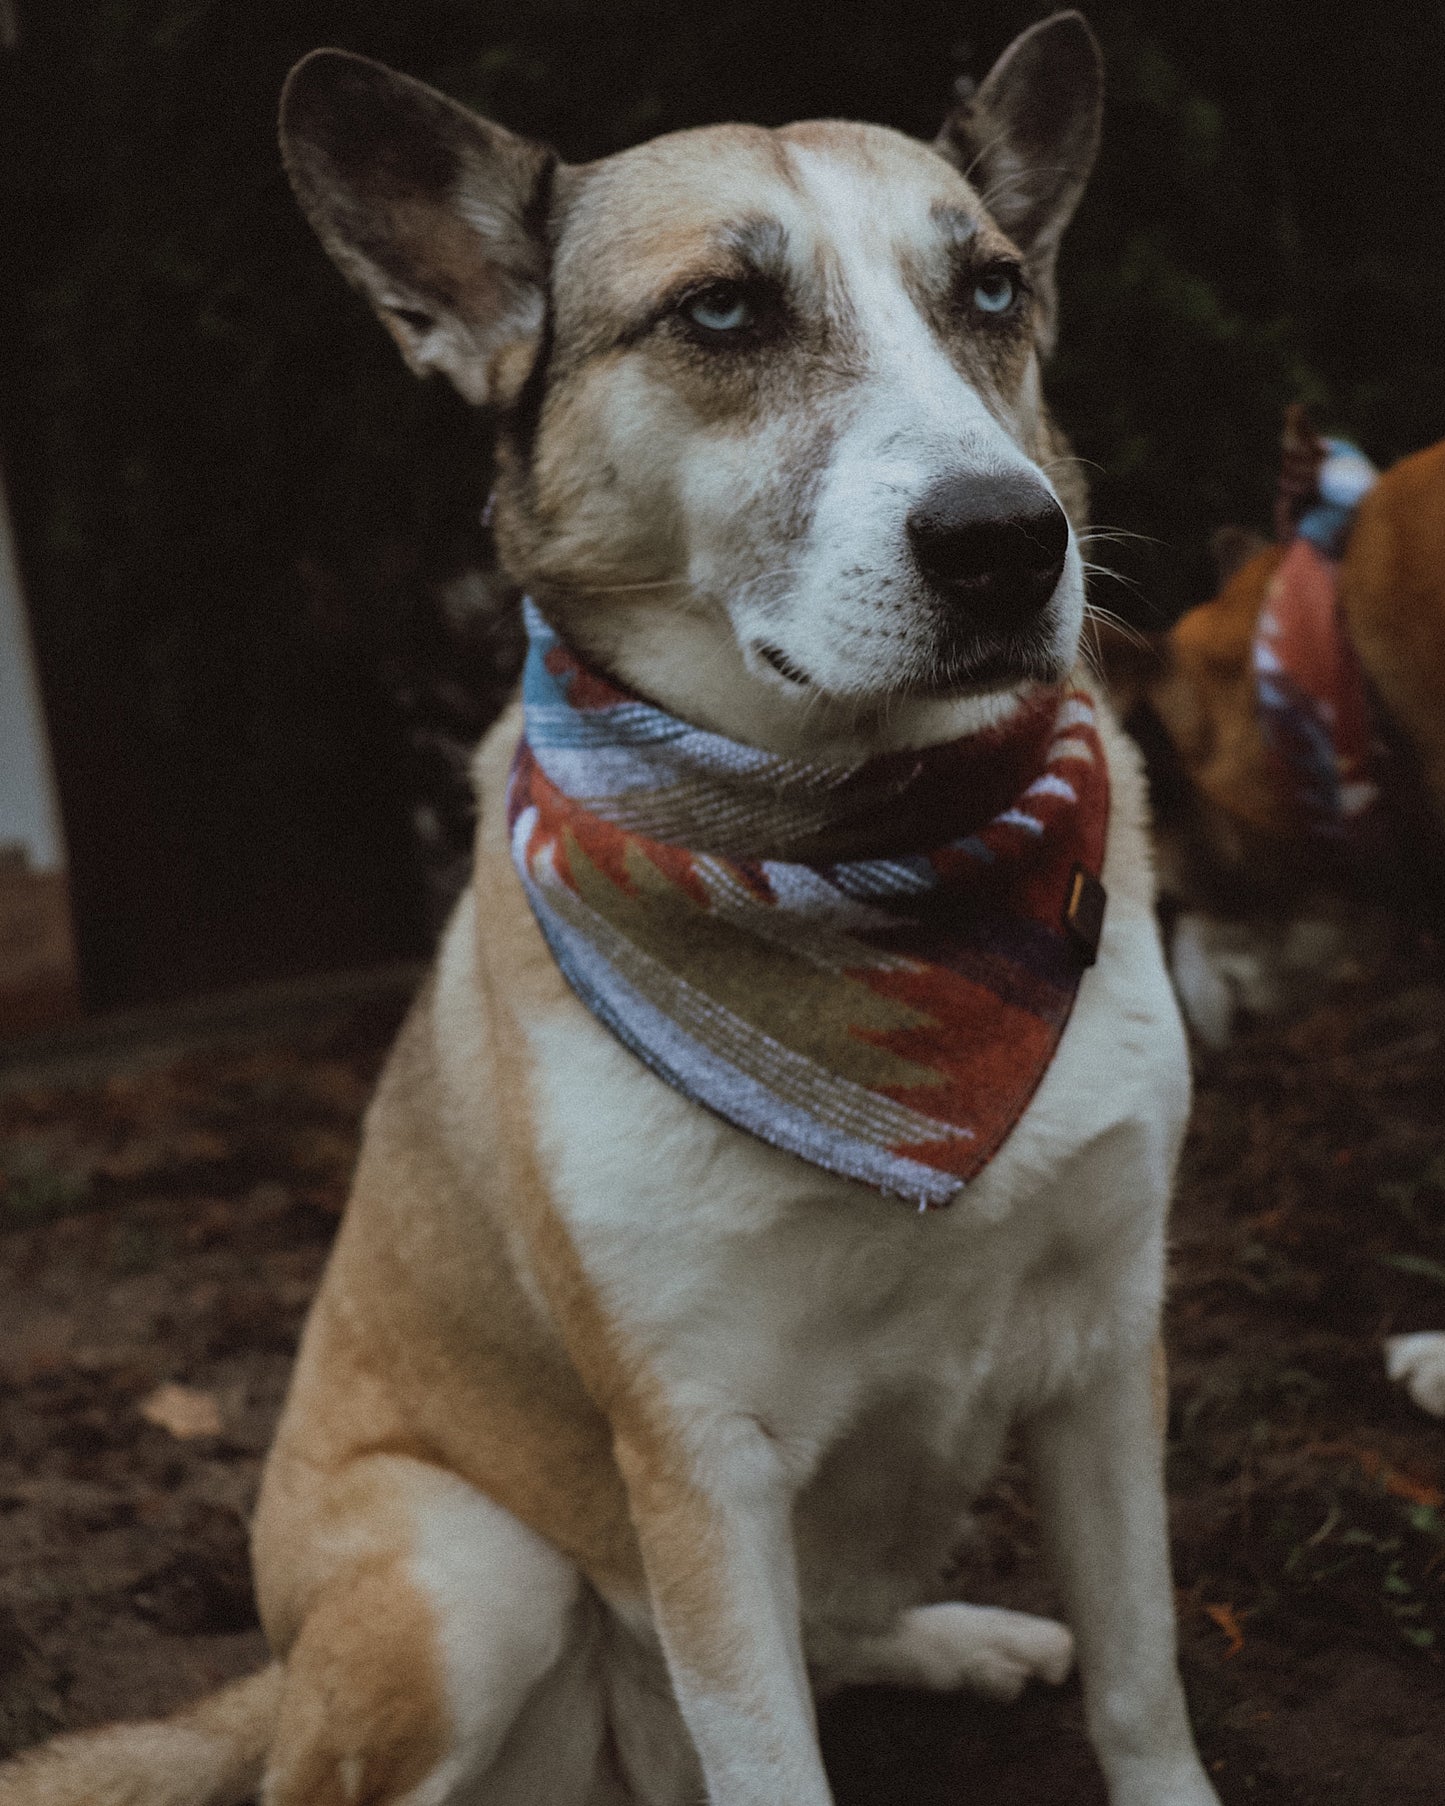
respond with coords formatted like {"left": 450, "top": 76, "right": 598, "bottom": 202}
{"left": 612, "top": 213, "right": 793, "bottom": 346}
{"left": 899, "top": 204, "right": 987, "bottom": 301}
{"left": 717, "top": 214, "right": 790, "bottom": 279}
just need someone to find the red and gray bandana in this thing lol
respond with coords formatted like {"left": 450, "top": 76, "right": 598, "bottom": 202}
{"left": 508, "top": 601, "right": 1109, "bottom": 1208}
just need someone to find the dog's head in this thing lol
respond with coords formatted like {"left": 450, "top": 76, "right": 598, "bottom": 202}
{"left": 281, "top": 14, "right": 1103, "bottom": 752}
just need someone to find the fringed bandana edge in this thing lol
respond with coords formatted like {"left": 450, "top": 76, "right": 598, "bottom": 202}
{"left": 507, "top": 601, "right": 1109, "bottom": 1208}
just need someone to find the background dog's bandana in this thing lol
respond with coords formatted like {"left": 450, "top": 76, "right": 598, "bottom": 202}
{"left": 1254, "top": 439, "right": 1387, "bottom": 850}
{"left": 507, "top": 603, "right": 1109, "bottom": 1209}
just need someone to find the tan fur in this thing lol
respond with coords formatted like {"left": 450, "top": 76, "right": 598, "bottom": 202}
{"left": 1151, "top": 1336, "right": 1170, "bottom": 1440}
{"left": 265, "top": 1563, "right": 450, "bottom": 1806}
{"left": 0, "top": 1667, "right": 280, "bottom": 1806}
{"left": 250, "top": 716, "right": 747, "bottom": 1713}
{"left": 1149, "top": 543, "right": 1292, "bottom": 844}
{"left": 252, "top": 924, "right": 647, "bottom": 1627}
{"left": 1339, "top": 440, "right": 1445, "bottom": 826}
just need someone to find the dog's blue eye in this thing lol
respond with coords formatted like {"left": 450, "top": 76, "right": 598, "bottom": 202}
{"left": 686, "top": 288, "right": 754, "bottom": 334}
{"left": 973, "top": 271, "right": 1017, "bottom": 315}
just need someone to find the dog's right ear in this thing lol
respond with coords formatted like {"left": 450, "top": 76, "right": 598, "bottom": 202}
{"left": 280, "top": 50, "right": 556, "bottom": 406}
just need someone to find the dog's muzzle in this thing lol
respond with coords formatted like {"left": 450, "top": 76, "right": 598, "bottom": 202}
{"left": 906, "top": 471, "right": 1069, "bottom": 629}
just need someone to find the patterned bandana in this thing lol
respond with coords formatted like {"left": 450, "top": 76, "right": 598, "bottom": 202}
{"left": 1254, "top": 525, "right": 1387, "bottom": 857}
{"left": 507, "top": 601, "right": 1109, "bottom": 1208}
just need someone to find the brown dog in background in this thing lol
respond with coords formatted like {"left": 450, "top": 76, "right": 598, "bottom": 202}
{"left": 1138, "top": 432, "right": 1445, "bottom": 932}
{"left": 1106, "top": 421, "right": 1445, "bottom": 1417}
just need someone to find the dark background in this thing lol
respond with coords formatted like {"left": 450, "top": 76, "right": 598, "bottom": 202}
{"left": 3, "top": 0, "right": 1443, "bottom": 1011}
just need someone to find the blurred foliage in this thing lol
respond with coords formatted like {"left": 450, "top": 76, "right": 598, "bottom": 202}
{"left": 1, "top": 1, "right": 1443, "bottom": 1004}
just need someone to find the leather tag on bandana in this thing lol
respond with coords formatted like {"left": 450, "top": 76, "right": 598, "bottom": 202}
{"left": 1063, "top": 864, "right": 1107, "bottom": 966}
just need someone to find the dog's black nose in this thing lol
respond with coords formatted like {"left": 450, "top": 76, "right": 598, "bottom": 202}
{"left": 907, "top": 473, "right": 1069, "bottom": 626}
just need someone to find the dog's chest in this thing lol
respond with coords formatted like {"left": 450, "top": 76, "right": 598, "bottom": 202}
{"left": 516, "top": 852, "right": 1186, "bottom": 1496}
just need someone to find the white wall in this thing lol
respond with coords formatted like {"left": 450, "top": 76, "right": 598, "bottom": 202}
{"left": 0, "top": 475, "right": 67, "bottom": 873}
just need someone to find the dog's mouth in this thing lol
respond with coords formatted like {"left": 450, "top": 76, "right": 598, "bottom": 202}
{"left": 757, "top": 642, "right": 813, "bottom": 686}
{"left": 754, "top": 633, "right": 1064, "bottom": 703}
{"left": 902, "top": 638, "right": 1068, "bottom": 699}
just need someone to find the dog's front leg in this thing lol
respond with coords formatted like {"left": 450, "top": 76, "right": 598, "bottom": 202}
{"left": 1026, "top": 1339, "right": 1220, "bottom": 1806}
{"left": 615, "top": 1412, "right": 834, "bottom": 1806}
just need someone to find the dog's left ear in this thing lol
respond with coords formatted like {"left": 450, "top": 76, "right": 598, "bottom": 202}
{"left": 936, "top": 11, "right": 1103, "bottom": 354}
{"left": 280, "top": 49, "right": 558, "bottom": 406}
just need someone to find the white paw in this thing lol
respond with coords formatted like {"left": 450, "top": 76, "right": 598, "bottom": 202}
{"left": 902, "top": 1602, "right": 1074, "bottom": 1701}
{"left": 1111, "top": 1775, "right": 1222, "bottom": 1806}
{"left": 1385, "top": 1332, "right": 1445, "bottom": 1417}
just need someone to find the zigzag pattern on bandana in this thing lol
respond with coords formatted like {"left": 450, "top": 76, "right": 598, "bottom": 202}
{"left": 508, "top": 601, "right": 1109, "bottom": 1208}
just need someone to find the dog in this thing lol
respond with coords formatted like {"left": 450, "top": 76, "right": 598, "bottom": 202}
{"left": 1107, "top": 420, "right": 1445, "bottom": 1420}
{"left": 0, "top": 16, "right": 1222, "bottom": 1805}
{"left": 1114, "top": 418, "right": 1445, "bottom": 1041}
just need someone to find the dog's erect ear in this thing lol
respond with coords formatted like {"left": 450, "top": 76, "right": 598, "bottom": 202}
{"left": 280, "top": 50, "right": 556, "bottom": 406}
{"left": 936, "top": 11, "right": 1103, "bottom": 353}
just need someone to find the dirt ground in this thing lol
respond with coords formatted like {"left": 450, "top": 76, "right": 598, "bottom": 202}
{"left": 2, "top": 954, "right": 1443, "bottom": 1803}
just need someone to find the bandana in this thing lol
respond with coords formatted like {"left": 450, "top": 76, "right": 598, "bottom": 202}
{"left": 507, "top": 602, "right": 1109, "bottom": 1208}
{"left": 1254, "top": 467, "right": 1388, "bottom": 853}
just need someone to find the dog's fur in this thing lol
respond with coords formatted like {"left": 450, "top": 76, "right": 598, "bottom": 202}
{"left": 1108, "top": 439, "right": 1445, "bottom": 1418}
{"left": 0, "top": 17, "right": 1222, "bottom": 1806}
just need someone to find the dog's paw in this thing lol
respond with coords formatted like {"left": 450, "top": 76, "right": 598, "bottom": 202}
{"left": 1108, "top": 1762, "right": 1223, "bottom": 1806}
{"left": 1109, "top": 1773, "right": 1222, "bottom": 1806}
{"left": 897, "top": 1602, "right": 1074, "bottom": 1701}
{"left": 1386, "top": 1332, "right": 1445, "bottom": 1416}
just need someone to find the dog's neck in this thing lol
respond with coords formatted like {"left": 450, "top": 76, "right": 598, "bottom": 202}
{"left": 537, "top": 592, "right": 1035, "bottom": 763}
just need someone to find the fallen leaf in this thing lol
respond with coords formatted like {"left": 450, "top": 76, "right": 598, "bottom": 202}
{"left": 1301, "top": 1441, "right": 1445, "bottom": 1507}
{"left": 139, "top": 1382, "right": 223, "bottom": 1441}
{"left": 1354, "top": 1448, "right": 1445, "bottom": 1508}
{"left": 1204, "top": 1602, "right": 1245, "bottom": 1658}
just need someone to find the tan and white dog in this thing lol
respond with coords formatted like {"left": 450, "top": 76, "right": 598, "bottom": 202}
{"left": 0, "top": 16, "right": 1222, "bottom": 1806}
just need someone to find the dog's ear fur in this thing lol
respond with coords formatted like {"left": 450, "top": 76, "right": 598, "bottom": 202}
{"left": 936, "top": 11, "right": 1103, "bottom": 354}
{"left": 280, "top": 50, "right": 556, "bottom": 406}
{"left": 1210, "top": 524, "right": 1272, "bottom": 589}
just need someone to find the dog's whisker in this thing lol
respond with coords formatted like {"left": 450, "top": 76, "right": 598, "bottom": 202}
{"left": 1081, "top": 558, "right": 1148, "bottom": 599}
{"left": 1041, "top": 452, "right": 1108, "bottom": 486}
{"left": 1078, "top": 526, "right": 1164, "bottom": 552}
{"left": 1083, "top": 600, "right": 1149, "bottom": 644}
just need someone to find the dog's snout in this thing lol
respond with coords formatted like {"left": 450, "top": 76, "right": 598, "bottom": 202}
{"left": 906, "top": 473, "right": 1069, "bottom": 626}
